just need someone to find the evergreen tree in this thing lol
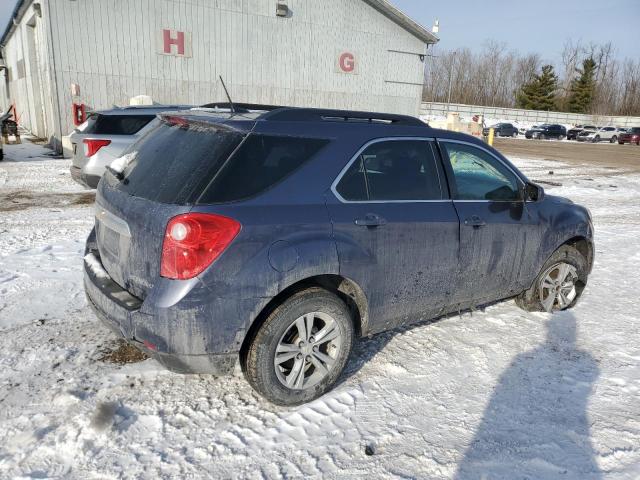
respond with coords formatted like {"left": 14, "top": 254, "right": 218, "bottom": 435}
{"left": 516, "top": 65, "right": 558, "bottom": 111}
{"left": 567, "top": 58, "right": 597, "bottom": 113}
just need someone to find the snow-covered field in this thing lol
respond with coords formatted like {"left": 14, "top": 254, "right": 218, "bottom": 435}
{"left": 1, "top": 140, "right": 639, "bottom": 479}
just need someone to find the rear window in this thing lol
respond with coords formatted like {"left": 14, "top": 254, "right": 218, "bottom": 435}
{"left": 110, "top": 123, "right": 244, "bottom": 204}
{"left": 630, "top": 128, "right": 640, "bottom": 133}
{"left": 85, "top": 114, "right": 155, "bottom": 135}
{"left": 198, "top": 134, "right": 328, "bottom": 203}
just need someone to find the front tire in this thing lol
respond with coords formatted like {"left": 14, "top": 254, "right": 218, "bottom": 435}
{"left": 516, "top": 245, "right": 588, "bottom": 312}
{"left": 610, "top": 135, "right": 617, "bottom": 143}
{"left": 244, "top": 288, "right": 354, "bottom": 405}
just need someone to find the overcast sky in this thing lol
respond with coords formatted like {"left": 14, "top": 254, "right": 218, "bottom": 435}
{"left": 1, "top": 0, "right": 638, "bottom": 63}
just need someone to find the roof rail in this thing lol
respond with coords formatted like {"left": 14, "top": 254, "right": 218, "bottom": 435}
{"left": 260, "top": 107, "right": 426, "bottom": 127}
{"left": 200, "top": 102, "right": 284, "bottom": 113}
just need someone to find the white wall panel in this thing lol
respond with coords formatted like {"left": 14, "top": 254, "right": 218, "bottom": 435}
{"left": 1, "top": 1, "right": 57, "bottom": 141}
{"left": 421, "top": 102, "right": 640, "bottom": 128}
{"left": 19, "top": 0, "right": 429, "bottom": 141}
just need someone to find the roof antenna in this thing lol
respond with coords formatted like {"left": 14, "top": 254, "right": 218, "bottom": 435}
{"left": 218, "top": 76, "right": 235, "bottom": 113}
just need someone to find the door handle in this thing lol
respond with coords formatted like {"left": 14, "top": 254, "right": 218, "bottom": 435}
{"left": 463, "top": 215, "right": 486, "bottom": 227}
{"left": 354, "top": 214, "right": 386, "bottom": 227}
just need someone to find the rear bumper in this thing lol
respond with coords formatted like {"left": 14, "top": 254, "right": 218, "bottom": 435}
{"left": 84, "top": 249, "right": 238, "bottom": 375}
{"left": 70, "top": 165, "right": 100, "bottom": 189}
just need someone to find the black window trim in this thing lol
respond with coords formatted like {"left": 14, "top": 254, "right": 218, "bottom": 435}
{"left": 331, "top": 137, "right": 447, "bottom": 204}
{"left": 437, "top": 139, "right": 526, "bottom": 203}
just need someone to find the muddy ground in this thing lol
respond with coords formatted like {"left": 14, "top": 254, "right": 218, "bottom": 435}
{"left": 494, "top": 138, "right": 640, "bottom": 172}
{"left": 0, "top": 189, "right": 95, "bottom": 212}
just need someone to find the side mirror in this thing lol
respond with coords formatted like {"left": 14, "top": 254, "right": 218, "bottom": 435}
{"left": 524, "top": 182, "right": 544, "bottom": 202}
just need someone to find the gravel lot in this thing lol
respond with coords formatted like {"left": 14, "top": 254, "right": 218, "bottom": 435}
{"left": 494, "top": 137, "right": 640, "bottom": 172}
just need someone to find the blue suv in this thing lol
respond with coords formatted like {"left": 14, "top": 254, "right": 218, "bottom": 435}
{"left": 84, "top": 105, "right": 594, "bottom": 405}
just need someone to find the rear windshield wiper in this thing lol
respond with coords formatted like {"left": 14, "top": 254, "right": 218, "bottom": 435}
{"left": 105, "top": 165, "right": 124, "bottom": 181}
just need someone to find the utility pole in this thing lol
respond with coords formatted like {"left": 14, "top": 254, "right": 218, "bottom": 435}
{"left": 447, "top": 51, "right": 457, "bottom": 112}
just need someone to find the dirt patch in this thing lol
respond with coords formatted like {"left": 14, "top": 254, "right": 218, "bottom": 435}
{"left": 494, "top": 138, "right": 640, "bottom": 172}
{"left": 72, "top": 192, "right": 97, "bottom": 205}
{"left": 0, "top": 189, "right": 95, "bottom": 211}
{"left": 99, "top": 340, "right": 149, "bottom": 365}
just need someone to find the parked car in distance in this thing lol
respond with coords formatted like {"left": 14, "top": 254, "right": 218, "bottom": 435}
{"left": 577, "top": 126, "right": 619, "bottom": 143}
{"left": 84, "top": 105, "right": 594, "bottom": 405}
{"left": 618, "top": 127, "right": 640, "bottom": 145}
{"left": 69, "top": 105, "right": 192, "bottom": 188}
{"left": 483, "top": 123, "right": 519, "bottom": 137}
{"left": 524, "top": 124, "right": 567, "bottom": 140}
{"left": 567, "top": 125, "right": 597, "bottom": 140}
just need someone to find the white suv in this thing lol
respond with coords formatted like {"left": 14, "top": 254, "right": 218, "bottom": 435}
{"left": 577, "top": 126, "right": 620, "bottom": 143}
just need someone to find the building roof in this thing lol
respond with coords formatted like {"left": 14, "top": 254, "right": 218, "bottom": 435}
{"left": 362, "top": 0, "right": 439, "bottom": 44}
{"left": 0, "top": 0, "right": 31, "bottom": 48}
{"left": 1, "top": 0, "right": 438, "bottom": 49}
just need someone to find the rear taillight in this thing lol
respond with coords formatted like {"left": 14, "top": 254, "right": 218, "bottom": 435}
{"left": 160, "top": 213, "right": 241, "bottom": 280}
{"left": 83, "top": 139, "right": 111, "bottom": 157}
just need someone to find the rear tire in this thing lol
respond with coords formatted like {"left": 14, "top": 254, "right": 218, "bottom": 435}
{"left": 512, "top": 131, "right": 518, "bottom": 138}
{"left": 515, "top": 245, "right": 588, "bottom": 313}
{"left": 244, "top": 287, "right": 354, "bottom": 405}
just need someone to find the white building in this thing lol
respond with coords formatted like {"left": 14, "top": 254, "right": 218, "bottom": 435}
{"left": 0, "top": 0, "right": 437, "bottom": 151}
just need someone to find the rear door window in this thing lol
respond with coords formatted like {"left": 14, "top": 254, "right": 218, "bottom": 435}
{"left": 84, "top": 114, "right": 155, "bottom": 135}
{"left": 199, "top": 134, "right": 329, "bottom": 203}
{"left": 335, "top": 140, "right": 443, "bottom": 201}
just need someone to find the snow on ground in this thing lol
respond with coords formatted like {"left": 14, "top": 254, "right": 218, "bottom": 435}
{"left": 0, "top": 140, "right": 639, "bottom": 479}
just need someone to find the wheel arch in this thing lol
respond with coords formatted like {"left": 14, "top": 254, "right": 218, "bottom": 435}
{"left": 239, "top": 274, "right": 369, "bottom": 368}
{"left": 562, "top": 235, "right": 594, "bottom": 273}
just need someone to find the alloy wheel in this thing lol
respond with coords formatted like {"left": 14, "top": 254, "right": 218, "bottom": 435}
{"left": 539, "top": 262, "right": 578, "bottom": 312}
{"left": 274, "top": 312, "right": 342, "bottom": 390}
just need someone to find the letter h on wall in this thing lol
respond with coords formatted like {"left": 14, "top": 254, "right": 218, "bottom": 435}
{"left": 158, "top": 29, "right": 191, "bottom": 57}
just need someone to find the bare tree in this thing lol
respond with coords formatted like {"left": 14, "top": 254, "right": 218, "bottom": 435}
{"left": 422, "top": 39, "right": 640, "bottom": 116}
